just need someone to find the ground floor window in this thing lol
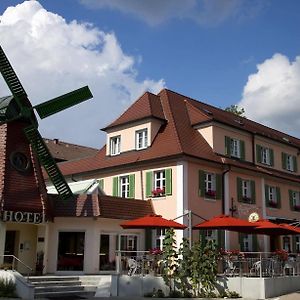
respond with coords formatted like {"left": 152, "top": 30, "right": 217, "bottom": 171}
{"left": 99, "top": 234, "right": 117, "bottom": 271}
{"left": 57, "top": 232, "right": 85, "bottom": 271}
{"left": 283, "top": 236, "right": 291, "bottom": 252}
{"left": 153, "top": 228, "right": 167, "bottom": 250}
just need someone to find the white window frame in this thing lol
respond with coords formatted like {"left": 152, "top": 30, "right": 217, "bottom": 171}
{"left": 153, "top": 228, "right": 167, "bottom": 250}
{"left": 204, "top": 173, "right": 216, "bottom": 198}
{"left": 136, "top": 128, "right": 148, "bottom": 150}
{"left": 230, "top": 138, "right": 240, "bottom": 158}
{"left": 154, "top": 170, "right": 166, "bottom": 191}
{"left": 120, "top": 176, "right": 129, "bottom": 198}
{"left": 119, "top": 234, "right": 138, "bottom": 251}
{"left": 242, "top": 180, "right": 251, "bottom": 200}
{"left": 110, "top": 136, "right": 121, "bottom": 156}
{"left": 205, "top": 230, "right": 218, "bottom": 244}
{"left": 269, "top": 186, "right": 277, "bottom": 202}
{"left": 261, "top": 147, "right": 270, "bottom": 165}
{"left": 242, "top": 234, "right": 253, "bottom": 252}
{"left": 295, "top": 236, "right": 300, "bottom": 253}
{"left": 292, "top": 191, "right": 300, "bottom": 207}
{"left": 287, "top": 155, "right": 294, "bottom": 171}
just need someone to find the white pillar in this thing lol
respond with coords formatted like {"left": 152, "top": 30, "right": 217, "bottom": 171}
{"left": 43, "top": 223, "right": 49, "bottom": 274}
{"left": 261, "top": 178, "right": 269, "bottom": 251}
{"left": 176, "top": 162, "right": 188, "bottom": 247}
{"left": 0, "top": 222, "right": 6, "bottom": 265}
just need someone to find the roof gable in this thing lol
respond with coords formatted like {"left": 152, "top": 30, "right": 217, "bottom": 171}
{"left": 102, "top": 92, "right": 166, "bottom": 131}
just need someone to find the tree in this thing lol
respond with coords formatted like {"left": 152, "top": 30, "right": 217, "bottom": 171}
{"left": 225, "top": 105, "right": 245, "bottom": 117}
{"left": 162, "top": 228, "right": 179, "bottom": 295}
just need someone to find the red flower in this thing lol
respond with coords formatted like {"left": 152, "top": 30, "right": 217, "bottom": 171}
{"left": 205, "top": 190, "right": 216, "bottom": 197}
{"left": 152, "top": 188, "right": 165, "bottom": 197}
{"left": 149, "top": 248, "right": 163, "bottom": 255}
{"left": 269, "top": 200, "right": 278, "bottom": 208}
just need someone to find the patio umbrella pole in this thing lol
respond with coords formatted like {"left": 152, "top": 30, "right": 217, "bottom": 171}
{"left": 173, "top": 210, "right": 207, "bottom": 249}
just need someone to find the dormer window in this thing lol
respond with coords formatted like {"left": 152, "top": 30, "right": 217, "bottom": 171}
{"left": 110, "top": 135, "right": 121, "bottom": 155}
{"left": 136, "top": 129, "right": 148, "bottom": 150}
{"left": 225, "top": 136, "right": 245, "bottom": 160}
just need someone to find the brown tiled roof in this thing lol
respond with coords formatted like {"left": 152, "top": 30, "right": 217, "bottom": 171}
{"left": 51, "top": 194, "right": 154, "bottom": 219}
{"left": 44, "top": 138, "right": 98, "bottom": 162}
{"left": 57, "top": 89, "right": 300, "bottom": 185}
{"left": 102, "top": 92, "right": 166, "bottom": 130}
{"left": 185, "top": 94, "right": 300, "bottom": 148}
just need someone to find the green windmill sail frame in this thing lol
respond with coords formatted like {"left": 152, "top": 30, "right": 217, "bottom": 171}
{"left": 0, "top": 45, "right": 93, "bottom": 201}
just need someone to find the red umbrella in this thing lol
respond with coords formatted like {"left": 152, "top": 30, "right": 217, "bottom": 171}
{"left": 193, "top": 214, "right": 257, "bottom": 232}
{"left": 120, "top": 214, "right": 187, "bottom": 229}
{"left": 254, "top": 220, "right": 300, "bottom": 235}
{"left": 279, "top": 223, "right": 300, "bottom": 234}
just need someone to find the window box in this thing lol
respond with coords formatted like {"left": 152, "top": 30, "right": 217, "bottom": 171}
{"left": 294, "top": 205, "right": 300, "bottom": 211}
{"left": 152, "top": 188, "right": 165, "bottom": 197}
{"left": 268, "top": 200, "right": 278, "bottom": 208}
{"left": 242, "top": 196, "right": 252, "bottom": 204}
{"left": 205, "top": 190, "right": 216, "bottom": 198}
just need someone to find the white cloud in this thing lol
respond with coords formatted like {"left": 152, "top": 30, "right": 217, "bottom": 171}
{"left": 238, "top": 53, "right": 300, "bottom": 138}
{"left": 0, "top": 1, "right": 165, "bottom": 148}
{"left": 80, "top": 0, "right": 265, "bottom": 26}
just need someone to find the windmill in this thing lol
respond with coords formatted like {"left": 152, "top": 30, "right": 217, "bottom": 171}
{"left": 0, "top": 45, "right": 93, "bottom": 201}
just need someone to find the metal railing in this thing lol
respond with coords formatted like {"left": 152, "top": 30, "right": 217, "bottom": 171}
{"left": 115, "top": 250, "right": 300, "bottom": 278}
{"left": 0, "top": 255, "right": 33, "bottom": 280}
{"left": 219, "top": 252, "right": 300, "bottom": 278}
{"left": 115, "top": 250, "right": 163, "bottom": 276}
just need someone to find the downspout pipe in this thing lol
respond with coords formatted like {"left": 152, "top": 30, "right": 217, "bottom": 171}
{"left": 222, "top": 166, "right": 231, "bottom": 214}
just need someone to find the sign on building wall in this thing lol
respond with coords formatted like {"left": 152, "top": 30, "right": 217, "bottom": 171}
{"left": 0, "top": 210, "right": 45, "bottom": 224}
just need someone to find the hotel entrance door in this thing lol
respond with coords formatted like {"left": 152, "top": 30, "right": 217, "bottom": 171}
{"left": 4, "top": 231, "right": 19, "bottom": 266}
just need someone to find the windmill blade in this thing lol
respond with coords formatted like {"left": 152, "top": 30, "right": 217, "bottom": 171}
{"left": 0, "top": 46, "right": 27, "bottom": 101}
{"left": 34, "top": 86, "right": 93, "bottom": 119}
{"left": 24, "top": 125, "right": 73, "bottom": 201}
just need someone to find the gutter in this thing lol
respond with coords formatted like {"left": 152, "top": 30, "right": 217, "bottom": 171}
{"left": 222, "top": 165, "right": 231, "bottom": 214}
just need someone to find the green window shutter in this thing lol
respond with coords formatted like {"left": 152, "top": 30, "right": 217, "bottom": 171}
{"left": 256, "top": 145, "right": 262, "bottom": 163}
{"left": 145, "top": 229, "right": 152, "bottom": 250}
{"left": 269, "top": 148, "right": 274, "bottom": 166}
{"left": 98, "top": 178, "right": 104, "bottom": 190}
{"left": 276, "top": 187, "right": 281, "bottom": 208}
{"left": 250, "top": 180, "right": 256, "bottom": 204}
{"left": 199, "top": 170, "right": 205, "bottom": 197}
{"left": 112, "top": 177, "right": 119, "bottom": 196}
{"left": 129, "top": 174, "right": 135, "bottom": 198}
{"left": 237, "top": 177, "right": 243, "bottom": 202}
{"left": 217, "top": 230, "right": 225, "bottom": 250}
{"left": 165, "top": 168, "right": 172, "bottom": 195}
{"left": 215, "top": 174, "right": 222, "bottom": 200}
{"left": 289, "top": 189, "right": 294, "bottom": 210}
{"left": 282, "top": 152, "right": 287, "bottom": 170}
{"left": 252, "top": 235, "right": 258, "bottom": 251}
{"left": 292, "top": 236, "right": 297, "bottom": 253}
{"left": 225, "top": 136, "right": 231, "bottom": 156}
{"left": 293, "top": 156, "right": 298, "bottom": 172}
{"left": 240, "top": 140, "right": 245, "bottom": 160}
{"left": 265, "top": 184, "right": 269, "bottom": 207}
{"left": 146, "top": 171, "right": 153, "bottom": 197}
{"left": 239, "top": 233, "right": 244, "bottom": 251}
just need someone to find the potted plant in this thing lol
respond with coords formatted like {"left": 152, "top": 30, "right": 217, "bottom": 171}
{"left": 205, "top": 190, "right": 216, "bottom": 198}
{"left": 152, "top": 188, "right": 165, "bottom": 197}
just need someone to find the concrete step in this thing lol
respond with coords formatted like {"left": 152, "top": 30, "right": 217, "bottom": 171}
{"left": 30, "top": 279, "right": 81, "bottom": 286}
{"left": 34, "top": 289, "right": 94, "bottom": 298}
{"left": 34, "top": 285, "right": 84, "bottom": 293}
{"left": 29, "top": 276, "right": 80, "bottom": 282}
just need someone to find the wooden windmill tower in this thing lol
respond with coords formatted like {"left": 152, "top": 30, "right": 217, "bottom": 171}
{"left": 0, "top": 45, "right": 93, "bottom": 222}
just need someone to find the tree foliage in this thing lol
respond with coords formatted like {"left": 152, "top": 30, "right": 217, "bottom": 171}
{"left": 225, "top": 104, "right": 245, "bottom": 117}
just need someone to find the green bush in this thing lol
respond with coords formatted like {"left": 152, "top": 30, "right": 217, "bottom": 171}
{"left": 0, "top": 277, "right": 17, "bottom": 298}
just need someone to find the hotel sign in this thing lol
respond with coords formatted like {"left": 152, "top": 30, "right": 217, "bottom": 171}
{"left": 0, "top": 210, "right": 45, "bottom": 224}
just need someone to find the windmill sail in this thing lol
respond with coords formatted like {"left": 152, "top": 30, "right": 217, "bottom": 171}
{"left": 24, "top": 126, "right": 73, "bottom": 201}
{"left": 34, "top": 86, "right": 93, "bottom": 119}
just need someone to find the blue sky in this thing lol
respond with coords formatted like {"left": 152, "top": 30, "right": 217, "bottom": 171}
{"left": 0, "top": 0, "right": 300, "bottom": 147}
